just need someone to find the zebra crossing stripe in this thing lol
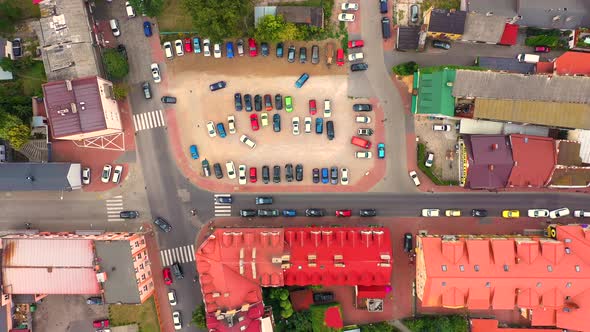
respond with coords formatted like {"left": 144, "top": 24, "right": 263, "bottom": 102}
{"left": 159, "top": 245, "right": 196, "bottom": 266}
{"left": 133, "top": 110, "right": 166, "bottom": 132}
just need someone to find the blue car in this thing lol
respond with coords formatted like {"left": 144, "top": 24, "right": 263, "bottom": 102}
{"left": 226, "top": 42, "right": 234, "bottom": 58}
{"left": 282, "top": 209, "right": 296, "bottom": 217}
{"left": 190, "top": 145, "right": 199, "bottom": 159}
{"left": 216, "top": 123, "right": 227, "bottom": 138}
{"left": 193, "top": 37, "right": 201, "bottom": 53}
{"left": 321, "top": 168, "right": 329, "bottom": 184}
{"left": 143, "top": 21, "right": 152, "bottom": 37}
{"left": 295, "top": 73, "right": 309, "bottom": 88}
{"left": 378, "top": 143, "right": 385, "bottom": 159}
{"left": 315, "top": 118, "right": 323, "bottom": 134}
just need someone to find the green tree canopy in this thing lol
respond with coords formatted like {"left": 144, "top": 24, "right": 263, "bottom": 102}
{"left": 254, "top": 15, "right": 302, "bottom": 42}
{"left": 128, "top": 0, "right": 164, "bottom": 17}
{"left": 360, "top": 321, "right": 395, "bottom": 332}
{"left": 103, "top": 49, "right": 129, "bottom": 81}
{"left": 6, "top": 124, "right": 30, "bottom": 150}
{"left": 191, "top": 304, "right": 207, "bottom": 329}
{"left": 182, "top": 0, "right": 252, "bottom": 42}
{"left": 0, "top": 2, "right": 23, "bottom": 33}
{"left": 392, "top": 61, "right": 419, "bottom": 76}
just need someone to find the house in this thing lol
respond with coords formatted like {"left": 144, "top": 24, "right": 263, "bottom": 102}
{"left": 506, "top": 135, "right": 556, "bottom": 187}
{"left": 42, "top": 76, "right": 122, "bottom": 140}
{"left": 460, "top": 135, "right": 514, "bottom": 189}
{"left": 424, "top": 8, "right": 467, "bottom": 40}
{"left": 254, "top": 6, "right": 324, "bottom": 28}
{"left": 0, "top": 162, "right": 81, "bottom": 191}
{"left": 553, "top": 51, "right": 590, "bottom": 76}
{"left": 0, "top": 38, "right": 14, "bottom": 81}
{"left": 33, "top": 0, "right": 102, "bottom": 81}
{"left": 396, "top": 26, "right": 421, "bottom": 51}
{"left": 417, "top": 224, "right": 590, "bottom": 331}
{"left": 412, "top": 68, "right": 457, "bottom": 117}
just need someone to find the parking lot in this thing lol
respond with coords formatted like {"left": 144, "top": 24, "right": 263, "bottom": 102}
{"left": 414, "top": 117, "right": 460, "bottom": 181}
{"left": 32, "top": 295, "right": 108, "bottom": 332}
{"left": 165, "top": 41, "right": 384, "bottom": 187}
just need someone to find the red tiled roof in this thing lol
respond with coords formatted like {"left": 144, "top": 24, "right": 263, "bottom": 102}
{"left": 507, "top": 135, "right": 556, "bottom": 188}
{"left": 290, "top": 289, "right": 314, "bottom": 311}
{"left": 470, "top": 318, "right": 562, "bottom": 331}
{"left": 464, "top": 135, "right": 514, "bottom": 189}
{"left": 499, "top": 23, "right": 518, "bottom": 45}
{"left": 356, "top": 285, "right": 387, "bottom": 299}
{"left": 536, "top": 62, "right": 554, "bottom": 74}
{"left": 554, "top": 52, "right": 590, "bottom": 76}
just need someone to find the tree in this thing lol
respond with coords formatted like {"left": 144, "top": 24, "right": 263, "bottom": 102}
{"left": 191, "top": 304, "right": 207, "bottom": 329}
{"left": 6, "top": 124, "right": 30, "bottom": 150}
{"left": 254, "top": 15, "right": 302, "bottom": 42}
{"left": 0, "top": 57, "right": 16, "bottom": 72}
{"left": 279, "top": 310, "right": 312, "bottom": 332}
{"left": 360, "top": 321, "right": 395, "bottom": 332}
{"left": 113, "top": 84, "right": 128, "bottom": 101}
{"left": 128, "top": 0, "right": 164, "bottom": 17}
{"left": 0, "top": 2, "right": 23, "bottom": 33}
{"left": 182, "top": 0, "right": 252, "bottom": 42}
{"left": 103, "top": 49, "right": 129, "bottom": 81}
{"left": 392, "top": 61, "right": 419, "bottom": 76}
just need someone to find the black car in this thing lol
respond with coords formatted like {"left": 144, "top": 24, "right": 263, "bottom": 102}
{"left": 254, "top": 95, "right": 262, "bottom": 111}
{"left": 244, "top": 94, "right": 253, "bottom": 112}
{"left": 299, "top": 47, "right": 307, "bottom": 63}
{"left": 161, "top": 96, "right": 177, "bottom": 104}
{"left": 287, "top": 45, "right": 296, "bottom": 63}
{"left": 142, "top": 82, "right": 152, "bottom": 99}
{"left": 262, "top": 165, "right": 270, "bottom": 184}
{"left": 312, "top": 168, "right": 320, "bottom": 183}
{"left": 295, "top": 164, "right": 303, "bottom": 182}
{"left": 117, "top": 44, "right": 128, "bottom": 60}
{"left": 213, "top": 162, "right": 223, "bottom": 179}
{"left": 273, "top": 165, "right": 281, "bottom": 183}
{"left": 273, "top": 114, "right": 281, "bottom": 132}
{"left": 234, "top": 93, "right": 243, "bottom": 111}
{"left": 255, "top": 196, "right": 273, "bottom": 205}
{"left": 153, "top": 217, "right": 172, "bottom": 232}
{"left": 275, "top": 94, "right": 283, "bottom": 110}
{"left": 472, "top": 209, "right": 488, "bottom": 217}
{"left": 86, "top": 297, "right": 103, "bottom": 305}
{"left": 240, "top": 209, "right": 257, "bottom": 217}
{"left": 379, "top": 0, "right": 388, "bottom": 13}
{"left": 120, "top": 210, "right": 139, "bottom": 219}
{"left": 432, "top": 40, "right": 451, "bottom": 50}
{"left": 326, "top": 120, "right": 334, "bottom": 141}
{"left": 216, "top": 196, "right": 232, "bottom": 204}
{"left": 12, "top": 38, "right": 22, "bottom": 57}
{"left": 171, "top": 262, "right": 184, "bottom": 279}
{"left": 381, "top": 17, "right": 391, "bottom": 39}
{"left": 261, "top": 42, "right": 269, "bottom": 56}
{"left": 353, "top": 104, "right": 372, "bottom": 112}
{"left": 209, "top": 81, "right": 227, "bottom": 91}
{"left": 313, "top": 292, "right": 334, "bottom": 304}
{"left": 285, "top": 163, "right": 294, "bottom": 182}
{"left": 330, "top": 167, "right": 338, "bottom": 185}
{"left": 306, "top": 208, "right": 325, "bottom": 217}
{"left": 404, "top": 233, "right": 413, "bottom": 253}
{"left": 276, "top": 42, "right": 284, "bottom": 57}
{"left": 258, "top": 209, "right": 279, "bottom": 217}
{"left": 351, "top": 63, "right": 368, "bottom": 72}
{"left": 264, "top": 94, "right": 273, "bottom": 110}
{"left": 360, "top": 209, "right": 377, "bottom": 217}
{"left": 311, "top": 45, "right": 319, "bottom": 64}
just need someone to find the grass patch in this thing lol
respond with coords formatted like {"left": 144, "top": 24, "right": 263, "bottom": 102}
{"left": 418, "top": 143, "right": 459, "bottom": 186}
{"left": 1, "top": 0, "right": 41, "bottom": 19}
{"left": 157, "top": 0, "right": 194, "bottom": 32}
{"left": 15, "top": 60, "right": 46, "bottom": 96}
{"left": 108, "top": 296, "right": 160, "bottom": 332}
{"left": 310, "top": 303, "right": 343, "bottom": 332}
{"left": 420, "top": 0, "right": 460, "bottom": 12}
{"left": 403, "top": 315, "right": 468, "bottom": 332}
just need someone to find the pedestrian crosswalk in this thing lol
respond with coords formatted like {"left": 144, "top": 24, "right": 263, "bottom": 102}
{"left": 106, "top": 195, "right": 124, "bottom": 222}
{"left": 160, "top": 244, "right": 196, "bottom": 267}
{"left": 214, "top": 193, "right": 232, "bottom": 217}
{"left": 133, "top": 110, "right": 166, "bottom": 132}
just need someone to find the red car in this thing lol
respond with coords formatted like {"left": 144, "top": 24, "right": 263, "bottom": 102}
{"left": 93, "top": 319, "right": 110, "bottom": 328}
{"left": 250, "top": 167, "right": 257, "bottom": 183}
{"left": 308, "top": 99, "right": 317, "bottom": 115}
{"left": 348, "top": 39, "right": 364, "bottom": 48}
{"left": 163, "top": 267, "right": 172, "bottom": 285}
{"left": 248, "top": 38, "right": 258, "bottom": 57}
{"left": 534, "top": 45, "right": 551, "bottom": 53}
{"left": 184, "top": 38, "right": 193, "bottom": 53}
{"left": 250, "top": 114, "right": 259, "bottom": 131}
{"left": 335, "top": 209, "right": 352, "bottom": 217}
{"left": 336, "top": 48, "right": 344, "bottom": 66}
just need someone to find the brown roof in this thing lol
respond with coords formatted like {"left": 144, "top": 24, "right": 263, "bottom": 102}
{"left": 464, "top": 135, "right": 514, "bottom": 189}
{"left": 549, "top": 166, "right": 590, "bottom": 187}
{"left": 507, "top": 135, "right": 556, "bottom": 188}
{"left": 276, "top": 6, "right": 324, "bottom": 28}
{"left": 42, "top": 76, "right": 107, "bottom": 138}
{"left": 556, "top": 141, "right": 583, "bottom": 166}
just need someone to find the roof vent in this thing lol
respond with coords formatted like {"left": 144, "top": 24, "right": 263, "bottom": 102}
{"left": 65, "top": 80, "right": 72, "bottom": 91}
{"left": 491, "top": 143, "right": 499, "bottom": 150}
{"left": 70, "top": 103, "right": 77, "bottom": 113}
{"left": 79, "top": 101, "right": 86, "bottom": 111}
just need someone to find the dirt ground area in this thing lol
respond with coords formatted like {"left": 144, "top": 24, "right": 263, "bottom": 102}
{"left": 32, "top": 295, "right": 108, "bottom": 332}
{"left": 165, "top": 42, "right": 378, "bottom": 187}
{"left": 414, "top": 117, "right": 460, "bottom": 181}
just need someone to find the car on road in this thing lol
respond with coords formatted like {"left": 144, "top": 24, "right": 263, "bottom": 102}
{"left": 238, "top": 165, "right": 247, "bottom": 185}
{"left": 237, "top": 39, "right": 244, "bottom": 56}
{"left": 378, "top": 143, "right": 385, "bottom": 159}
{"left": 355, "top": 151, "right": 372, "bottom": 159}
{"left": 193, "top": 37, "right": 201, "bottom": 53}
{"left": 273, "top": 165, "right": 281, "bottom": 183}
{"left": 228, "top": 115, "right": 236, "bottom": 134}
{"left": 336, "top": 48, "right": 344, "bottom": 66}
{"left": 161, "top": 96, "right": 177, "bottom": 104}
{"left": 190, "top": 145, "right": 199, "bottom": 159}
{"left": 348, "top": 52, "right": 364, "bottom": 61}
{"left": 276, "top": 42, "right": 284, "bottom": 57}
{"left": 213, "top": 43, "right": 222, "bottom": 58}
{"left": 306, "top": 209, "right": 325, "bottom": 217}
{"left": 215, "top": 195, "right": 232, "bottom": 204}
{"left": 163, "top": 41, "right": 173, "bottom": 59}
{"left": 433, "top": 124, "right": 451, "bottom": 131}
{"left": 225, "top": 161, "right": 236, "bottom": 179}
{"left": 358, "top": 128, "right": 373, "bottom": 136}
{"left": 101, "top": 164, "right": 112, "bottom": 183}
{"left": 275, "top": 94, "right": 283, "bottom": 110}
{"left": 248, "top": 38, "right": 258, "bottom": 56}
{"left": 304, "top": 117, "right": 312, "bottom": 133}
{"left": 296, "top": 164, "right": 304, "bottom": 181}
{"left": 292, "top": 117, "right": 300, "bottom": 135}
{"left": 255, "top": 196, "right": 273, "bottom": 205}
{"left": 360, "top": 209, "right": 377, "bottom": 217}
{"left": 381, "top": 17, "right": 391, "bottom": 38}
{"left": 261, "top": 42, "right": 269, "bottom": 56}
{"left": 348, "top": 39, "right": 364, "bottom": 48}
{"left": 250, "top": 114, "right": 259, "bottom": 131}
{"left": 409, "top": 170, "right": 420, "bottom": 186}
{"left": 341, "top": 3, "right": 359, "bottom": 10}
{"left": 404, "top": 233, "right": 413, "bottom": 253}
{"left": 183, "top": 38, "right": 192, "bottom": 53}
{"left": 282, "top": 209, "right": 297, "bottom": 217}
{"left": 82, "top": 167, "right": 90, "bottom": 185}
{"left": 209, "top": 81, "right": 226, "bottom": 91}
{"left": 527, "top": 209, "right": 549, "bottom": 218}
{"left": 299, "top": 47, "right": 307, "bottom": 63}
{"left": 338, "top": 13, "right": 355, "bottom": 21}
{"left": 206, "top": 121, "right": 216, "bottom": 137}
{"left": 285, "top": 163, "right": 294, "bottom": 182}
{"left": 262, "top": 166, "right": 270, "bottom": 184}
{"left": 163, "top": 267, "right": 172, "bottom": 285}
{"left": 240, "top": 209, "right": 257, "bottom": 217}
{"left": 226, "top": 42, "right": 234, "bottom": 58}
{"left": 351, "top": 63, "right": 368, "bottom": 71}
{"left": 324, "top": 99, "right": 332, "bottom": 117}
{"left": 421, "top": 209, "right": 440, "bottom": 217}
{"left": 549, "top": 207, "right": 570, "bottom": 219}
{"left": 216, "top": 123, "right": 226, "bottom": 138}
{"left": 315, "top": 118, "right": 323, "bottom": 134}
{"left": 86, "top": 297, "right": 103, "bottom": 305}
{"left": 203, "top": 38, "right": 211, "bottom": 56}
{"left": 250, "top": 167, "right": 257, "bottom": 183}
{"left": 273, "top": 114, "right": 281, "bottom": 132}
{"left": 174, "top": 39, "right": 184, "bottom": 56}
{"left": 172, "top": 311, "right": 182, "bottom": 330}
{"left": 330, "top": 167, "right": 338, "bottom": 185}
{"left": 254, "top": 95, "right": 262, "bottom": 111}
{"left": 168, "top": 290, "right": 177, "bottom": 306}
{"left": 355, "top": 116, "right": 371, "bottom": 123}
{"left": 313, "top": 168, "right": 320, "bottom": 183}
{"left": 258, "top": 209, "right": 279, "bottom": 217}
{"left": 309, "top": 99, "right": 317, "bottom": 115}
{"left": 534, "top": 45, "right": 551, "bottom": 53}
{"left": 471, "top": 209, "right": 488, "bottom": 217}
{"left": 340, "top": 167, "right": 348, "bottom": 185}
{"left": 154, "top": 217, "right": 172, "bottom": 232}
{"left": 120, "top": 210, "right": 139, "bottom": 219}
{"left": 445, "top": 209, "right": 461, "bottom": 217}
{"left": 143, "top": 21, "right": 152, "bottom": 37}
{"left": 214, "top": 163, "right": 223, "bottom": 179}
{"left": 432, "top": 40, "right": 451, "bottom": 50}
{"left": 311, "top": 45, "right": 319, "bottom": 64}
{"left": 502, "top": 210, "right": 520, "bottom": 218}
{"left": 150, "top": 63, "right": 161, "bottom": 83}
{"left": 142, "top": 82, "right": 152, "bottom": 99}
{"left": 287, "top": 45, "right": 296, "bottom": 63}
{"left": 264, "top": 94, "right": 273, "bottom": 111}
{"left": 244, "top": 94, "right": 253, "bottom": 111}
{"left": 336, "top": 209, "right": 352, "bottom": 217}
{"left": 93, "top": 319, "right": 110, "bottom": 328}
{"left": 425, "top": 153, "right": 434, "bottom": 167}
{"left": 574, "top": 210, "right": 590, "bottom": 218}
{"left": 295, "top": 73, "right": 310, "bottom": 88}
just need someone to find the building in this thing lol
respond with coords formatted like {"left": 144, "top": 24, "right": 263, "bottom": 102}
{"left": 547, "top": 140, "right": 590, "bottom": 188}
{"left": 460, "top": 135, "right": 514, "bottom": 188}
{"left": 424, "top": 8, "right": 467, "bottom": 40}
{"left": 396, "top": 26, "right": 422, "bottom": 51}
{"left": 416, "top": 224, "right": 590, "bottom": 331}
{"left": 33, "top": 0, "right": 102, "bottom": 81}
{"left": 506, "top": 135, "right": 556, "bottom": 188}
{"left": 476, "top": 56, "right": 536, "bottom": 74}
{"left": 254, "top": 6, "right": 324, "bottom": 28}
{"left": 42, "top": 76, "right": 122, "bottom": 140}
{"left": 0, "top": 162, "right": 81, "bottom": 191}
{"left": 196, "top": 227, "right": 392, "bottom": 332}
{"left": 0, "top": 39, "right": 14, "bottom": 81}
{"left": 411, "top": 68, "right": 457, "bottom": 117}
{"left": 553, "top": 51, "right": 590, "bottom": 76}
{"left": 461, "top": 13, "right": 508, "bottom": 44}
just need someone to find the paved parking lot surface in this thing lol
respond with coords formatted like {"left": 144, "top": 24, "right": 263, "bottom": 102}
{"left": 33, "top": 295, "right": 108, "bottom": 332}
{"left": 414, "top": 117, "right": 460, "bottom": 181}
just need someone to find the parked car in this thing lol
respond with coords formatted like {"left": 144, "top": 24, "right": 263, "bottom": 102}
{"left": 287, "top": 45, "right": 296, "bottom": 63}
{"left": 360, "top": 209, "right": 377, "bottom": 217}
{"left": 409, "top": 170, "right": 420, "bottom": 186}
{"left": 358, "top": 128, "right": 373, "bottom": 136}
{"left": 534, "top": 45, "right": 551, "bottom": 53}
{"left": 338, "top": 13, "right": 355, "bottom": 21}
{"left": 315, "top": 118, "right": 323, "bottom": 134}
{"left": 285, "top": 96, "right": 293, "bottom": 112}
{"left": 190, "top": 145, "right": 199, "bottom": 159}
{"left": 117, "top": 44, "right": 128, "bottom": 60}
{"left": 142, "top": 82, "right": 152, "bottom": 99}
{"left": 193, "top": 37, "right": 201, "bottom": 53}
{"left": 348, "top": 39, "right": 364, "bottom": 48}
{"left": 183, "top": 38, "right": 192, "bottom": 53}
{"left": 336, "top": 209, "right": 352, "bottom": 217}
{"left": 264, "top": 94, "right": 273, "bottom": 111}
{"left": 172, "top": 311, "right": 182, "bottom": 330}
{"left": 421, "top": 209, "right": 440, "bottom": 217}
{"left": 234, "top": 93, "right": 243, "bottom": 111}
{"left": 425, "top": 153, "right": 434, "bottom": 167}
{"left": 432, "top": 40, "right": 451, "bottom": 50}
{"left": 321, "top": 168, "right": 329, "bottom": 184}
{"left": 150, "top": 63, "right": 161, "bottom": 83}
{"left": 225, "top": 161, "right": 236, "bottom": 179}
{"left": 240, "top": 134, "right": 256, "bottom": 149}
{"left": 404, "top": 233, "right": 413, "bottom": 253}
{"left": 355, "top": 151, "right": 372, "bottom": 159}
{"left": 313, "top": 168, "right": 320, "bottom": 183}
{"left": 276, "top": 42, "right": 284, "bottom": 57}
{"left": 254, "top": 95, "right": 262, "bottom": 111}
{"left": 275, "top": 94, "right": 283, "bottom": 110}
{"left": 213, "top": 163, "right": 223, "bottom": 179}
{"left": 351, "top": 136, "right": 371, "bottom": 149}
{"left": 163, "top": 41, "right": 173, "bottom": 59}
{"left": 326, "top": 121, "right": 334, "bottom": 140}
{"left": 236, "top": 39, "right": 244, "bottom": 56}
{"left": 261, "top": 42, "right": 269, "bottom": 56}
{"left": 101, "top": 164, "right": 112, "bottom": 183}
{"left": 471, "top": 209, "right": 488, "bottom": 217}
{"left": 125, "top": 1, "right": 136, "bottom": 17}
{"left": 273, "top": 165, "right": 281, "bottom": 183}
{"left": 226, "top": 41, "right": 234, "bottom": 58}
{"left": 255, "top": 196, "right": 273, "bottom": 205}
{"left": 381, "top": 17, "right": 391, "bottom": 39}
{"left": 250, "top": 167, "right": 257, "bottom": 183}
{"left": 304, "top": 117, "right": 312, "bottom": 133}
{"left": 262, "top": 165, "right": 270, "bottom": 184}
{"left": 154, "top": 217, "right": 172, "bottom": 232}
{"left": 248, "top": 38, "right": 258, "bottom": 56}
{"left": 240, "top": 209, "right": 257, "bottom": 217}
{"left": 213, "top": 43, "right": 222, "bottom": 58}
{"left": 341, "top": 3, "right": 359, "bottom": 10}
{"left": 311, "top": 45, "right": 319, "bottom": 64}
{"left": 574, "top": 210, "right": 590, "bottom": 218}
{"left": 296, "top": 164, "right": 303, "bottom": 181}
{"left": 216, "top": 123, "right": 226, "bottom": 138}
{"left": 348, "top": 52, "right": 364, "bottom": 62}
{"left": 238, "top": 165, "right": 247, "bottom": 185}
{"left": 244, "top": 94, "right": 253, "bottom": 111}
{"left": 355, "top": 116, "right": 371, "bottom": 124}
{"left": 82, "top": 167, "right": 91, "bottom": 185}
{"left": 174, "top": 39, "right": 184, "bottom": 56}
{"left": 199, "top": 160, "right": 210, "bottom": 178}
{"left": 353, "top": 103, "right": 372, "bottom": 112}
{"left": 119, "top": 211, "right": 139, "bottom": 219}
{"left": 528, "top": 209, "right": 550, "bottom": 218}
{"left": 378, "top": 143, "right": 385, "bottom": 159}
{"left": 261, "top": 112, "right": 269, "bottom": 127}
{"left": 445, "top": 209, "right": 461, "bottom": 217}
{"left": 285, "top": 163, "right": 294, "bottom": 182}
{"left": 161, "top": 96, "right": 177, "bottom": 104}
{"left": 292, "top": 117, "right": 300, "bottom": 135}
{"left": 228, "top": 115, "right": 236, "bottom": 134}
{"left": 323, "top": 99, "right": 332, "bottom": 117}
{"left": 258, "top": 209, "right": 279, "bottom": 217}
{"left": 203, "top": 38, "right": 211, "bottom": 56}
{"left": 299, "top": 47, "right": 307, "bottom": 63}
{"left": 209, "top": 81, "right": 226, "bottom": 91}
{"left": 410, "top": 4, "right": 420, "bottom": 23}
{"left": 273, "top": 114, "right": 281, "bottom": 132}
{"left": 340, "top": 168, "right": 348, "bottom": 185}
{"left": 308, "top": 99, "right": 317, "bottom": 115}
{"left": 502, "top": 210, "right": 520, "bottom": 218}
{"left": 87, "top": 297, "right": 103, "bottom": 305}
{"left": 206, "top": 121, "right": 216, "bottom": 137}
{"left": 93, "top": 319, "right": 110, "bottom": 328}
{"left": 168, "top": 290, "right": 177, "bottom": 306}
{"left": 109, "top": 19, "right": 121, "bottom": 37}
{"left": 549, "top": 207, "right": 570, "bottom": 219}
{"left": 283, "top": 209, "right": 297, "bottom": 217}
{"left": 143, "top": 21, "right": 152, "bottom": 37}
{"left": 336, "top": 48, "right": 345, "bottom": 66}
{"left": 306, "top": 209, "right": 325, "bottom": 217}
{"left": 330, "top": 167, "right": 338, "bottom": 185}
{"left": 433, "top": 124, "right": 451, "bottom": 131}
{"left": 163, "top": 267, "right": 172, "bottom": 285}
{"left": 351, "top": 63, "right": 368, "bottom": 71}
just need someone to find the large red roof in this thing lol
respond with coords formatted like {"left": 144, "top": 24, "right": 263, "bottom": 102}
{"left": 554, "top": 52, "right": 590, "bottom": 76}
{"left": 499, "top": 23, "right": 518, "bottom": 45}
{"left": 507, "top": 135, "right": 556, "bottom": 188}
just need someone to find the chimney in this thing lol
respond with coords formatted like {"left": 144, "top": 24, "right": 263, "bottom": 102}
{"left": 489, "top": 164, "right": 494, "bottom": 171}
{"left": 491, "top": 143, "right": 499, "bottom": 150}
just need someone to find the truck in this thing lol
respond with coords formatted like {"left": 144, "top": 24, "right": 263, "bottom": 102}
{"left": 516, "top": 53, "right": 540, "bottom": 63}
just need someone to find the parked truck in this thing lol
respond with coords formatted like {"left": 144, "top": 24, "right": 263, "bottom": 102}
{"left": 516, "top": 53, "right": 540, "bottom": 63}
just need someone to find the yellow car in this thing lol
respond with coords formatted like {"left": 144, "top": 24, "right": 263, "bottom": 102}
{"left": 502, "top": 210, "right": 520, "bottom": 218}
{"left": 445, "top": 209, "right": 461, "bottom": 217}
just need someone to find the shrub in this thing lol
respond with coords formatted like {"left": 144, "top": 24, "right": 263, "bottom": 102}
{"left": 102, "top": 49, "right": 129, "bottom": 81}
{"left": 392, "top": 61, "right": 419, "bottom": 76}
{"left": 525, "top": 35, "right": 559, "bottom": 47}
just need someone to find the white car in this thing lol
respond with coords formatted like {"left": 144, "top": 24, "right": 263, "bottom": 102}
{"left": 261, "top": 113, "right": 268, "bottom": 127}
{"left": 238, "top": 164, "right": 247, "bottom": 185}
{"left": 174, "top": 39, "right": 184, "bottom": 56}
{"left": 304, "top": 117, "right": 312, "bottom": 133}
{"left": 324, "top": 99, "right": 332, "bottom": 118}
{"left": 228, "top": 115, "right": 236, "bottom": 134}
{"left": 574, "top": 210, "right": 590, "bottom": 218}
{"left": 549, "top": 207, "right": 570, "bottom": 219}
{"left": 112, "top": 165, "right": 123, "bottom": 184}
{"left": 168, "top": 290, "right": 177, "bottom": 306}
{"left": 172, "top": 311, "right": 182, "bottom": 330}
{"left": 409, "top": 170, "right": 420, "bottom": 186}
{"left": 240, "top": 135, "right": 256, "bottom": 149}
{"left": 425, "top": 153, "right": 434, "bottom": 168}
{"left": 292, "top": 117, "right": 300, "bottom": 135}
{"left": 338, "top": 13, "right": 356, "bottom": 22}
{"left": 125, "top": 1, "right": 136, "bottom": 17}
{"left": 225, "top": 161, "right": 236, "bottom": 179}
{"left": 355, "top": 151, "right": 372, "bottom": 159}
{"left": 528, "top": 209, "right": 549, "bottom": 218}
{"left": 341, "top": 168, "right": 349, "bottom": 185}
{"left": 433, "top": 124, "right": 451, "bottom": 131}
{"left": 348, "top": 52, "right": 364, "bottom": 61}
{"left": 421, "top": 209, "right": 440, "bottom": 217}
{"left": 213, "top": 43, "right": 221, "bottom": 58}
{"left": 163, "top": 42, "right": 173, "bottom": 59}
{"left": 203, "top": 39, "right": 211, "bottom": 56}
{"left": 101, "top": 164, "right": 112, "bottom": 183}
{"left": 356, "top": 116, "right": 371, "bottom": 123}
{"left": 150, "top": 63, "right": 161, "bottom": 83}
{"left": 206, "top": 121, "right": 216, "bottom": 137}
{"left": 82, "top": 167, "right": 90, "bottom": 185}
{"left": 341, "top": 3, "right": 359, "bottom": 10}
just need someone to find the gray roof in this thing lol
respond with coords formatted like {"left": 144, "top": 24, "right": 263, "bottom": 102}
{"left": 467, "top": 0, "right": 517, "bottom": 18}
{"left": 428, "top": 9, "right": 467, "bottom": 34}
{"left": 461, "top": 13, "right": 507, "bottom": 43}
{"left": 276, "top": 6, "right": 324, "bottom": 28}
{"left": 453, "top": 70, "right": 590, "bottom": 104}
{"left": 0, "top": 163, "right": 81, "bottom": 191}
{"left": 396, "top": 26, "right": 421, "bottom": 50}
{"left": 477, "top": 56, "right": 535, "bottom": 74}
{"left": 95, "top": 241, "right": 141, "bottom": 304}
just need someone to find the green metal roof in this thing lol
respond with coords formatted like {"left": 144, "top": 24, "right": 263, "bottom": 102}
{"left": 414, "top": 68, "right": 456, "bottom": 117}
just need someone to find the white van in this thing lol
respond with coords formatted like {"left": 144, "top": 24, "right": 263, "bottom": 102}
{"left": 574, "top": 210, "right": 590, "bottom": 218}
{"left": 125, "top": 2, "right": 136, "bottom": 18}
{"left": 109, "top": 19, "right": 120, "bottom": 37}
{"left": 516, "top": 53, "right": 540, "bottom": 63}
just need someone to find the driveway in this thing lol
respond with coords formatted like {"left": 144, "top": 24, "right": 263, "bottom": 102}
{"left": 33, "top": 295, "right": 108, "bottom": 332}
